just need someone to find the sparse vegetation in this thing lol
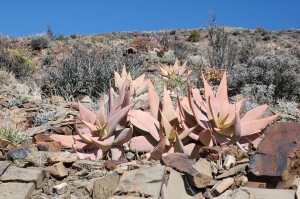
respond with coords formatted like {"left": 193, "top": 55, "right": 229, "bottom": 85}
{"left": 30, "top": 33, "right": 53, "bottom": 50}
{"left": 187, "top": 29, "right": 201, "bottom": 42}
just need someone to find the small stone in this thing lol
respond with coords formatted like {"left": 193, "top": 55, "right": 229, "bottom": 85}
{"left": 213, "top": 178, "right": 234, "bottom": 196}
{"left": 53, "top": 182, "right": 69, "bottom": 195}
{"left": 233, "top": 187, "right": 295, "bottom": 199}
{"left": 215, "top": 163, "right": 248, "bottom": 180}
{"left": 46, "top": 162, "right": 68, "bottom": 178}
{"left": 0, "top": 166, "right": 46, "bottom": 188}
{"left": 104, "top": 159, "right": 128, "bottom": 171}
{"left": 245, "top": 181, "right": 266, "bottom": 188}
{"left": 213, "top": 190, "right": 232, "bottom": 199}
{"left": 185, "top": 158, "right": 213, "bottom": 188}
{"left": 93, "top": 175, "right": 120, "bottom": 199}
{"left": 0, "top": 161, "right": 11, "bottom": 176}
{"left": 6, "top": 146, "right": 37, "bottom": 160}
{"left": 125, "top": 152, "right": 135, "bottom": 161}
{"left": 48, "top": 152, "right": 77, "bottom": 163}
{"left": 37, "top": 141, "right": 62, "bottom": 152}
{"left": 0, "top": 182, "right": 35, "bottom": 199}
{"left": 223, "top": 155, "right": 236, "bottom": 170}
{"left": 25, "top": 125, "right": 50, "bottom": 137}
{"left": 292, "top": 178, "right": 300, "bottom": 190}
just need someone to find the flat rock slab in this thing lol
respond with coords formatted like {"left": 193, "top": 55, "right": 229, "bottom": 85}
{"left": 0, "top": 161, "right": 11, "bottom": 176}
{"left": 0, "top": 166, "right": 46, "bottom": 188}
{"left": 0, "top": 182, "right": 35, "bottom": 199}
{"left": 93, "top": 175, "right": 120, "bottom": 199}
{"left": 232, "top": 187, "right": 295, "bottom": 199}
{"left": 162, "top": 153, "right": 195, "bottom": 172}
{"left": 115, "top": 165, "right": 165, "bottom": 198}
{"left": 167, "top": 169, "right": 197, "bottom": 199}
{"left": 249, "top": 122, "right": 300, "bottom": 188}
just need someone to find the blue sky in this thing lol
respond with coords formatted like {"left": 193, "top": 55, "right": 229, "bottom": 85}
{"left": 1, "top": 1, "right": 299, "bottom": 37}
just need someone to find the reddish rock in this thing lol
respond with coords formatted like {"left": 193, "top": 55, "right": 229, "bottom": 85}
{"left": 37, "top": 141, "right": 62, "bottom": 152}
{"left": 104, "top": 159, "right": 128, "bottom": 171}
{"left": 246, "top": 181, "right": 266, "bottom": 188}
{"left": 46, "top": 162, "right": 68, "bottom": 178}
{"left": 34, "top": 132, "right": 53, "bottom": 142}
{"left": 162, "top": 153, "right": 196, "bottom": 172}
{"left": 249, "top": 122, "right": 300, "bottom": 188}
{"left": 52, "top": 126, "right": 72, "bottom": 135}
{"left": 21, "top": 102, "right": 35, "bottom": 108}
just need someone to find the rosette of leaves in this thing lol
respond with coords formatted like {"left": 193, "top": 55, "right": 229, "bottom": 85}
{"left": 158, "top": 58, "right": 192, "bottom": 81}
{"left": 114, "top": 65, "right": 147, "bottom": 98}
{"left": 50, "top": 81, "right": 136, "bottom": 160}
{"left": 127, "top": 80, "right": 200, "bottom": 160}
{"left": 177, "top": 71, "right": 282, "bottom": 147}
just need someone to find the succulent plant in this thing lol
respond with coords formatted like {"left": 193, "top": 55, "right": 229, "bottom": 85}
{"left": 158, "top": 58, "right": 192, "bottom": 81}
{"left": 177, "top": 71, "right": 282, "bottom": 147}
{"left": 50, "top": 81, "right": 136, "bottom": 160}
{"left": 114, "top": 65, "right": 147, "bottom": 97}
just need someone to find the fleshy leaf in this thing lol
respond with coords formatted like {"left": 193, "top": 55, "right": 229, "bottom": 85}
{"left": 226, "top": 111, "right": 242, "bottom": 145}
{"left": 78, "top": 101, "right": 96, "bottom": 124}
{"left": 74, "top": 119, "right": 93, "bottom": 143}
{"left": 162, "top": 85, "right": 178, "bottom": 126}
{"left": 198, "top": 129, "right": 213, "bottom": 147}
{"left": 95, "top": 101, "right": 107, "bottom": 127}
{"left": 129, "top": 136, "right": 156, "bottom": 153}
{"left": 150, "top": 136, "right": 166, "bottom": 160}
{"left": 114, "top": 70, "right": 124, "bottom": 91}
{"left": 241, "top": 104, "right": 268, "bottom": 122}
{"left": 91, "top": 135, "right": 115, "bottom": 152}
{"left": 110, "top": 145, "right": 124, "bottom": 160}
{"left": 113, "top": 127, "right": 133, "bottom": 145}
{"left": 147, "top": 79, "right": 161, "bottom": 120}
{"left": 75, "top": 148, "right": 104, "bottom": 160}
{"left": 174, "top": 132, "right": 184, "bottom": 154}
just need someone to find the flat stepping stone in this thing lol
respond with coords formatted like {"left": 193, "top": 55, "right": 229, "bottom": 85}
{"left": 0, "top": 182, "right": 35, "bottom": 199}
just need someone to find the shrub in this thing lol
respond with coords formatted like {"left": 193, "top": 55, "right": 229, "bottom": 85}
{"left": 187, "top": 30, "right": 201, "bottom": 42}
{"left": 0, "top": 121, "right": 28, "bottom": 144}
{"left": 42, "top": 54, "right": 55, "bottom": 65}
{"left": 33, "top": 110, "right": 62, "bottom": 127}
{"left": 30, "top": 34, "right": 52, "bottom": 50}
{"left": 0, "top": 48, "right": 38, "bottom": 79}
{"left": 228, "top": 51, "right": 300, "bottom": 102}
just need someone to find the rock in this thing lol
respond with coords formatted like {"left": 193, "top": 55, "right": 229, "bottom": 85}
{"left": 104, "top": 159, "right": 128, "bottom": 171}
{"left": 53, "top": 182, "right": 69, "bottom": 195}
{"left": 192, "top": 193, "right": 205, "bottom": 199}
{"left": 52, "top": 126, "right": 72, "bottom": 135}
{"left": 6, "top": 145, "right": 37, "bottom": 160}
{"left": 0, "top": 166, "right": 46, "bottom": 188}
{"left": 0, "top": 161, "right": 11, "bottom": 176}
{"left": 93, "top": 175, "right": 120, "bottom": 199}
{"left": 25, "top": 125, "right": 50, "bottom": 136}
{"left": 48, "top": 152, "right": 78, "bottom": 163}
{"left": 297, "top": 185, "right": 300, "bottom": 199}
{"left": 0, "top": 182, "right": 35, "bottom": 199}
{"left": 223, "top": 155, "right": 236, "bottom": 170}
{"left": 78, "top": 95, "right": 92, "bottom": 103}
{"left": 161, "top": 184, "right": 169, "bottom": 199}
{"left": 249, "top": 122, "right": 300, "bottom": 188}
{"left": 167, "top": 169, "right": 197, "bottom": 199}
{"left": 115, "top": 161, "right": 138, "bottom": 174}
{"left": 213, "top": 190, "right": 232, "bottom": 199}
{"left": 46, "top": 162, "right": 68, "bottom": 178}
{"left": 115, "top": 165, "right": 165, "bottom": 198}
{"left": 292, "top": 178, "right": 300, "bottom": 190}
{"left": 213, "top": 177, "right": 234, "bottom": 196}
{"left": 125, "top": 152, "right": 135, "bottom": 161}
{"left": 245, "top": 181, "right": 266, "bottom": 188}
{"left": 232, "top": 187, "right": 295, "bottom": 199}
{"left": 185, "top": 158, "right": 213, "bottom": 188}
{"left": 76, "top": 159, "right": 104, "bottom": 169}
{"left": 162, "top": 153, "right": 196, "bottom": 172}
{"left": 37, "top": 141, "right": 62, "bottom": 152}
{"left": 34, "top": 132, "right": 53, "bottom": 142}
{"left": 215, "top": 163, "right": 248, "bottom": 180}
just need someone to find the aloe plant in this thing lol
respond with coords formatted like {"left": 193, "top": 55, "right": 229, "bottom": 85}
{"left": 114, "top": 65, "right": 147, "bottom": 97}
{"left": 158, "top": 58, "right": 192, "bottom": 80}
{"left": 177, "top": 71, "right": 282, "bottom": 147}
{"left": 50, "top": 81, "right": 136, "bottom": 160}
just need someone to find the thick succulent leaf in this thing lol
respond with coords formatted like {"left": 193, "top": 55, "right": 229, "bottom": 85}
{"left": 188, "top": 86, "right": 208, "bottom": 128}
{"left": 121, "top": 64, "right": 127, "bottom": 80}
{"left": 214, "top": 117, "right": 235, "bottom": 136}
{"left": 173, "top": 58, "right": 180, "bottom": 74}
{"left": 191, "top": 89, "right": 206, "bottom": 112}
{"left": 208, "top": 96, "right": 219, "bottom": 128}
{"left": 241, "top": 104, "right": 268, "bottom": 122}
{"left": 129, "top": 136, "right": 156, "bottom": 152}
{"left": 78, "top": 101, "right": 96, "bottom": 124}
{"left": 49, "top": 134, "right": 97, "bottom": 150}
{"left": 106, "top": 102, "right": 136, "bottom": 138}
{"left": 201, "top": 72, "right": 219, "bottom": 112}
{"left": 108, "top": 87, "right": 114, "bottom": 113}
{"left": 91, "top": 135, "right": 115, "bottom": 152}
{"left": 81, "top": 120, "right": 101, "bottom": 135}
{"left": 147, "top": 79, "right": 160, "bottom": 120}
{"left": 150, "top": 136, "right": 166, "bottom": 160}
{"left": 174, "top": 132, "right": 184, "bottom": 153}
{"left": 226, "top": 111, "right": 242, "bottom": 145}
{"left": 133, "top": 73, "right": 145, "bottom": 86}
{"left": 187, "top": 70, "right": 193, "bottom": 76}
{"left": 225, "top": 98, "right": 245, "bottom": 125}
{"left": 178, "top": 125, "right": 198, "bottom": 140}
{"left": 108, "top": 81, "right": 127, "bottom": 120}
{"left": 127, "top": 72, "right": 133, "bottom": 83}
{"left": 74, "top": 119, "right": 93, "bottom": 143}
{"left": 113, "top": 127, "right": 133, "bottom": 145}
{"left": 110, "top": 145, "right": 124, "bottom": 160}
{"left": 161, "top": 112, "right": 173, "bottom": 138}
{"left": 118, "top": 88, "right": 131, "bottom": 129}
{"left": 158, "top": 62, "right": 171, "bottom": 75}
{"left": 198, "top": 129, "right": 213, "bottom": 147}
{"left": 134, "top": 79, "right": 147, "bottom": 96}
{"left": 184, "top": 143, "right": 201, "bottom": 158}
{"left": 95, "top": 101, "right": 107, "bottom": 127}
{"left": 178, "top": 61, "right": 188, "bottom": 76}
{"left": 76, "top": 148, "right": 104, "bottom": 160}
{"left": 212, "top": 131, "right": 230, "bottom": 145}
{"left": 241, "top": 112, "right": 282, "bottom": 136}
{"left": 162, "top": 85, "right": 178, "bottom": 126}
{"left": 114, "top": 70, "right": 124, "bottom": 91}
{"left": 215, "top": 72, "right": 229, "bottom": 120}
{"left": 128, "top": 110, "right": 159, "bottom": 141}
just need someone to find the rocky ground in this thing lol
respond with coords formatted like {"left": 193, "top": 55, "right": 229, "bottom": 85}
{"left": 0, "top": 26, "right": 300, "bottom": 199}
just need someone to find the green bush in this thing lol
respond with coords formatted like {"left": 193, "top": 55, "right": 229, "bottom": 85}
{"left": 187, "top": 30, "right": 201, "bottom": 42}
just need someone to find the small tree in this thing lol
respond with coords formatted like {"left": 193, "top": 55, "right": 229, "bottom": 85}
{"left": 187, "top": 30, "right": 201, "bottom": 42}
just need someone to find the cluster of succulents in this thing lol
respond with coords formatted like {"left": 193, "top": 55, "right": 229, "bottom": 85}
{"left": 50, "top": 59, "right": 281, "bottom": 161}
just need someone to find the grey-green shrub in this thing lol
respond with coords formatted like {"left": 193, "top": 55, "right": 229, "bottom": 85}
{"left": 30, "top": 34, "right": 52, "bottom": 50}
